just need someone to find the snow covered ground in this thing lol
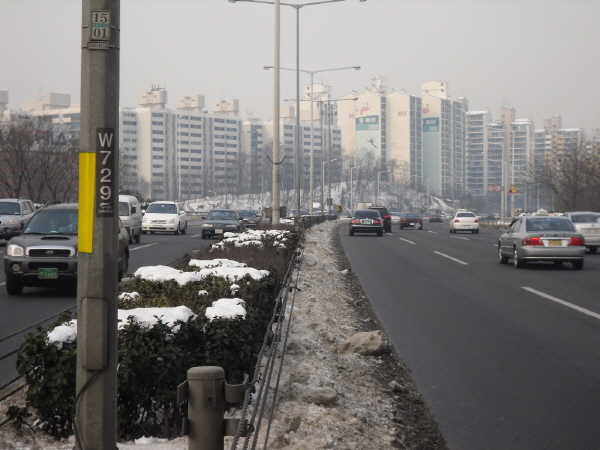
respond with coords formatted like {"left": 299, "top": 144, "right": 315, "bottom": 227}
{"left": 0, "top": 220, "right": 446, "bottom": 450}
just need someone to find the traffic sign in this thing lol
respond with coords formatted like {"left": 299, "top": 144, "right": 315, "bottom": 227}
{"left": 509, "top": 185, "right": 518, "bottom": 194}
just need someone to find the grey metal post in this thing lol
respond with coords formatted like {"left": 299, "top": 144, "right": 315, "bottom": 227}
{"left": 76, "top": 1, "right": 120, "bottom": 449}
{"left": 187, "top": 367, "right": 225, "bottom": 450}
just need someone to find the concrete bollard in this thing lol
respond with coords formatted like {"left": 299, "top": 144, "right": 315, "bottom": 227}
{"left": 187, "top": 366, "right": 225, "bottom": 450}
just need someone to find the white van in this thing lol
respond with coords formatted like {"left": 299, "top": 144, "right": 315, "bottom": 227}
{"left": 119, "top": 195, "right": 142, "bottom": 243}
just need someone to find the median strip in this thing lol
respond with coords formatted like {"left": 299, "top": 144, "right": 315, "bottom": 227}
{"left": 522, "top": 287, "right": 600, "bottom": 320}
{"left": 433, "top": 251, "right": 469, "bottom": 265}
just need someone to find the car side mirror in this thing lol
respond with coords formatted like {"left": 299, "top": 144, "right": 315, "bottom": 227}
{"left": 498, "top": 226, "right": 508, "bottom": 233}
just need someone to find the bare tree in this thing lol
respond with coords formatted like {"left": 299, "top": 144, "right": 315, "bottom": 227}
{"left": 0, "top": 120, "right": 78, "bottom": 202}
{"left": 529, "top": 142, "right": 600, "bottom": 211}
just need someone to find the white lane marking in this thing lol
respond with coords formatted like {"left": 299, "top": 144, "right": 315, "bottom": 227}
{"left": 130, "top": 243, "right": 159, "bottom": 251}
{"left": 428, "top": 231, "right": 439, "bottom": 234}
{"left": 450, "top": 236, "right": 470, "bottom": 240}
{"left": 191, "top": 234, "right": 202, "bottom": 237}
{"left": 433, "top": 251, "right": 469, "bottom": 265}
{"left": 522, "top": 287, "right": 600, "bottom": 320}
{"left": 399, "top": 238, "right": 416, "bottom": 244}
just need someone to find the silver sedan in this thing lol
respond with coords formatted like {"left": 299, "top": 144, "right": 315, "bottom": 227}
{"left": 565, "top": 212, "right": 600, "bottom": 254}
{"left": 498, "top": 216, "right": 586, "bottom": 269}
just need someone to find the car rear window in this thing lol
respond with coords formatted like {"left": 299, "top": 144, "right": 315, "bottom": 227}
{"left": 570, "top": 214, "right": 600, "bottom": 223}
{"left": 526, "top": 218, "right": 575, "bottom": 232}
{"left": 354, "top": 210, "right": 380, "bottom": 219}
{"left": 456, "top": 212, "right": 475, "bottom": 217}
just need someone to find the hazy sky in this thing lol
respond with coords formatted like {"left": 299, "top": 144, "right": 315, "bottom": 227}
{"left": 2, "top": 0, "right": 599, "bottom": 133}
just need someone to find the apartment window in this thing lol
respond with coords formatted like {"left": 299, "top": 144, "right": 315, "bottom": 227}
{"left": 152, "top": 113, "right": 164, "bottom": 118}
{"left": 152, "top": 138, "right": 164, "bottom": 143}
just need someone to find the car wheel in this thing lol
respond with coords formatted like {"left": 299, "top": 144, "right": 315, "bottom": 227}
{"left": 498, "top": 246, "right": 509, "bottom": 264}
{"left": 135, "top": 231, "right": 141, "bottom": 244}
{"left": 174, "top": 224, "right": 180, "bottom": 235}
{"left": 419, "top": 225, "right": 424, "bottom": 230}
{"left": 182, "top": 222, "right": 187, "bottom": 234}
{"left": 471, "top": 230, "right": 475, "bottom": 234}
{"left": 349, "top": 228, "right": 354, "bottom": 236}
{"left": 572, "top": 259, "right": 584, "bottom": 270}
{"left": 150, "top": 231, "right": 155, "bottom": 234}
{"left": 142, "top": 230, "right": 148, "bottom": 235}
{"left": 377, "top": 229, "right": 383, "bottom": 236}
{"left": 475, "top": 229, "right": 479, "bottom": 234}
{"left": 201, "top": 233, "right": 206, "bottom": 240}
{"left": 513, "top": 248, "right": 525, "bottom": 268}
{"left": 6, "top": 278, "right": 23, "bottom": 295}
{"left": 128, "top": 232, "right": 134, "bottom": 244}
{"left": 589, "top": 246, "right": 598, "bottom": 254}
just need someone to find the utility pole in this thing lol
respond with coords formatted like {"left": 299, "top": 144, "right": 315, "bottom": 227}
{"left": 76, "top": 1, "right": 120, "bottom": 449}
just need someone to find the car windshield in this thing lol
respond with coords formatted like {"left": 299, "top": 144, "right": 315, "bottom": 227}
{"left": 146, "top": 203, "right": 177, "bottom": 214}
{"left": 207, "top": 211, "right": 237, "bottom": 221}
{"left": 119, "top": 202, "right": 130, "bottom": 216}
{"left": 24, "top": 211, "right": 78, "bottom": 234}
{"left": 354, "top": 210, "right": 380, "bottom": 219}
{"left": 526, "top": 218, "right": 575, "bottom": 232}
{"left": 0, "top": 202, "right": 20, "bottom": 215}
{"left": 570, "top": 213, "right": 600, "bottom": 224}
{"left": 237, "top": 210, "right": 256, "bottom": 219}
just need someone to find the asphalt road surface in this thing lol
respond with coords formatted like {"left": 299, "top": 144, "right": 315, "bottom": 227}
{"left": 340, "top": 220, "right": 600, "bottom": 450}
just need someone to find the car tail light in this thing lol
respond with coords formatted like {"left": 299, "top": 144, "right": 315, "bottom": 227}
{"left": 385, "top": 215, "right": 391, "bottom": 219}
{"left": 569, "top": 237, "right": 585, "bottom": 246}
{"left": 351, "top": 219, "right": 360, "bottom": 224}
{"left": 374, "top": 219, "right": 382, "bottom": 224}
{"left": 454, "top": 219, "right": 460, "bottom": 223}
{"left": 417, "top": 219, "right": 422, "bottom": 223}
{"left": 474, "top": 219, "right": 479, "bottom": 223}
{"left": 401, "top": 219, "right": 408, "bottom": 223}
{"left": 522, "top": 237, "right": 544, "bottom": 246}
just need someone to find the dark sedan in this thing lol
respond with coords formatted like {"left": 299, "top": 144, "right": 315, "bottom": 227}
{"left": 429, "top": 213, "right": 443, "bottom": 223}
{"left": 349, "top": 209, "right": 384, "bottom": 236}
{"left": 400, "top": 212, "right": 424, "bottom": 230}
{"left": 498, "top": 215, "right": 586, "bottom": 269}
{"left": 201, "top": 209, "right": 244, "bottom": 239}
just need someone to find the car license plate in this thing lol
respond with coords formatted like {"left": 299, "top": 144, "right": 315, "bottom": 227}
{"left": 216, "top": 229, "right": 224, "bottom": 234}
{"left": 39, "top": 268, "right": 58, "bottom": 279}
{"left": 360, "top": 220, "right": 372, "bottom": 224}
{"left": 548, "top": 239, "right": 562, "bottom": 246}
{"left": 585, "top": 229, "right": 600, "bottom": 234}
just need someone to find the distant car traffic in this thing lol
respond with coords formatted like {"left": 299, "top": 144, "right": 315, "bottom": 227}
{"left": 390, "top": 212, "right": 402, "bottom": 224}
{"left": 498, "top": 215, "right": 585, "bottom": 269}
{"left": 429, "top": 213, "right": 443, "bottom": 223}
{"left": 565, "top": 212, "right": 600, "bottom": 254}
{"left": 349, "top": 209, "right": 384, "bottom": 236}
{"left": 142, "top": 201, "right": 187, "bottom": 235}
{"left": 367, "top": 206, "right": 392, "bottom": 233}
{"left": 4, "top": 203, "right": 129, "bottom": 295}
{"left": 400, "top": 212, "right": 424, "bottom": 230}
{"left": 0, "top": 198, "right": 37, "bottom": 240}
{"left": 449, "top": 211, "right": 480, "bottom": 234}
{"left": 202, "top": 209, "right": 244, "bottom": 239}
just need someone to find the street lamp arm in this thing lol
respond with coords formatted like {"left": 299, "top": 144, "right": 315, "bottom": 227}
{"left": 264, "top": 65, "right": 360, "bottom": 76}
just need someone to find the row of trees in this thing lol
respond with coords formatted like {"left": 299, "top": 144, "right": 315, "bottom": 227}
{"left": 0, "top": 120, "right": 78, "bottom": 203}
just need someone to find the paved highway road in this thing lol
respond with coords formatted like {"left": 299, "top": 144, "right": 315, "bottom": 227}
{"left": 0, "top": 221, "right": 210, "bottom": 398}
{"left": 340, "top": 221, "right": 600, "bottom": 450}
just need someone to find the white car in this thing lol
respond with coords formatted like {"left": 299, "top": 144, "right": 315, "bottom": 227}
{"left": 142, "top": 201, "right": 187, "bottom": 235}
{"left": 449, "top": 210, "right": 480, "bottom": 234}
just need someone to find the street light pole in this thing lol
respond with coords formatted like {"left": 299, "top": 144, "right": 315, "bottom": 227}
{"left": 426, "top": 177, "right": 439, "bottom": 209}
{"left": 322, "top": 158, "right": 337, "bottom": 216}
{"left": 350, "top": 164, "right": 364, "bottom": 213}
{"left": 377, "top": 170, "right": 390, "bottom": 205}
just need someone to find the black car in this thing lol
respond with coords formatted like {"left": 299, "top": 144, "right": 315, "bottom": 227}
{"left": 429, "top": 213, "right": 443, "bottom": 223}
{"left": 201, "top": 209, "right": 244, "bottom": 239}
{"left": 400, "top": 212, "right": 424, "bottom": 230}
{"left": 237, "top": 209, "right": 260, "bottom": 228}
{"left": 349, "top": 209, "right": 384, "bottom": 236}
{"left": 4, "top": 203, "right": 129, "bottom": 295}
{"left": 367, "top": 206, "right": 392, "bottom": 233}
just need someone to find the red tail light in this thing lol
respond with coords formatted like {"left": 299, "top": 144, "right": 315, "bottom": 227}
{"left": 352, "top": 219, "right": 360, "bottom": 224}
{"left": 374, "top": 219, "right": 382, "bottom": 224}
{"left": 417, "top": 219, "right": 422, "bottom": 223}
{"left": 385, "top": 215, "right": 391, "bottom": 219}
{"left": 569, "top": 237, "right": 585, "bottom": 246}
{"left": 454, "top": 219, "right": 460, "bottom": 223}
{"left": 474, "top": 219, "right": 479, "bottom": 223}
{"left": 522, "top": 237, "right": 544, "bottom": 246}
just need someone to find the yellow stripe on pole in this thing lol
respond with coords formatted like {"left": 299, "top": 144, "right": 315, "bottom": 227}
{"left": 79, "top": 152, "right": 96, "bottom": 253}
